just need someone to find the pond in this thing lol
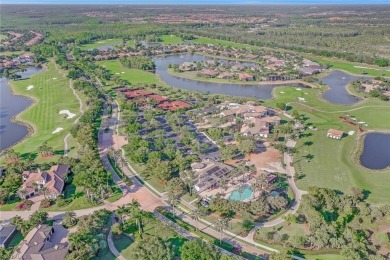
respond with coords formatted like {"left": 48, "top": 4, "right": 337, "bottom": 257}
{"left": 154, "top": 53, "right": 308, "bottom": 99}
{"left": 0, "top": 66, "right": 43, "bottom": 151}
{"left": 360, "top": 132, "right": 390, "bottom": 170}
{"left": 320, "top": 70, "right": 369, "bottom": 105}
{"left": 229, "top": 185, "right": 254, "bottom": 201}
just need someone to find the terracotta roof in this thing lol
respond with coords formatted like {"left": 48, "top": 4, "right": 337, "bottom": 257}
{"left": 124, "top": 89, "right": 151, "bottom": 99}
{"left": 327, "top": 129, "right": 344, "bottom": 137}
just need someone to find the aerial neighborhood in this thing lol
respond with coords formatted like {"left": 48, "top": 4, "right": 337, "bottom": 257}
{"left": 1, "top": 3, "right": 390, "bottom": 260}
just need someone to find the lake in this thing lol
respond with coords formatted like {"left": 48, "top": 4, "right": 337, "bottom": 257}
{"left": 0, "top": 67, "right": 43, "bottom": 151}
{"left": 321, "top": 70, "right": 369, "bottom": 105}
{"left": 154, "top": 53, "right": 308, "bottom": 99}
{"left": 360, "top": 133, "right": 390, "bottom": 170}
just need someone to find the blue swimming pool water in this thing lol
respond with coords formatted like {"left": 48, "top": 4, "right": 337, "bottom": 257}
{"left": 229, "top": 185, "right": 253, "bottom": 201}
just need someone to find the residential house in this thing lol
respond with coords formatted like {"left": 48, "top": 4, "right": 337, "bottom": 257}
{"left": 11, "top": 224, "right": 68, "bottom": 260}
{"left": 157, "top": 100, "right": 192, "bottom": 111}
{"left": 0, "top": 223, "right": 16, "bottom": 248}
{"left": 231, "top": 64, "right": 245, "bottom": 72}
{"left": 239, "top": 73, "right": 254, "bottom": 81}
{"left": 327, "top": 129, "right": 344, "bottom": 140}
{"left": 191, "top": 160, "right": 232, "bottom": 193}
{"left": 19, "top": 165, "right": 70, "bottom": 199}
{"left": 179, "top": 62, "right": 196, "bottom": 71}
{"left": 240, "top": 118, "right": 270, "bottom": 138}
{"left": 217, "top": 72, "right": 233, "bottom": 79}
{"left": 197, "top": 69, "right": 219, "bottom": 78}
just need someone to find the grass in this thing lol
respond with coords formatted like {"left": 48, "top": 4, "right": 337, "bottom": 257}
{"left": 80, "top": 38, "right": 123, "bottom": 50}
{"left": 192, "top": 37, "right": 258, "bottom": 51}
{"left": 192, "top": 36, "right": 390, "bottom": 77}
{"left": 0, "top": 198, "right": 21, "bottom": 211}
{"left": 97, "top": 60, "right": 168, "bottom": 87}
{"left": 8, "top": 62, "right": 82, "bottom": 163}
{"left": 264, "top": 86, "right": 390, "bottom": 203}
{"left": 0, "top": 34, "right": 8, "bottom": 41}
{"left": 122, "top": 212, "right": 186, "bottom": 257}
{"left": 307, "top": 55, "right": 390, "bottom": 77}
{"left": 160, "top": 34, "right": 183, "bottom": 45}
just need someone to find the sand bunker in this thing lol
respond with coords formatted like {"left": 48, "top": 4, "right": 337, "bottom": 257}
{"left": 59, "top": 110, "right": 76, "bottom": 119}
{"left": 52, "top": 127, "right": 64, "bottom": 134}
{"left": 296, "top": 88, "right": 302, "bottom": 91}
{"left": 298, "top": 97, "right": 305, "bottom": 101}
{"left": 115, "top": 73, "right": 120, "bottom": 75}
{"left": 280, "top": 91, "right": 285, "bottom": 94}
{"left": 26, "top": 85, "right": 34, "bottom": 90}
{"left": 52, "top": 77, "right": 57, "bottom": 80}
{"left": 121, "top": 72, "right": 125, "bottom": 74}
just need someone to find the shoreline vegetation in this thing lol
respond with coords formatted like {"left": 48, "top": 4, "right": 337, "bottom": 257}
{"left": 167, "top": 68, "right": 317, "bottom": 88}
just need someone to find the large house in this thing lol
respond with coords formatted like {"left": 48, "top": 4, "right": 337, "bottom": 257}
{"left": 240, "top": 118, "right": 270, "bottom": 138}
{"left": 191, "top": 160, "right": 232, "bottom": 193}
{"left": 19, "top": 165, "right": 70, "bottom": 199}
{"left": 238, "top": 73, "right": 254, "bottom": 81}
{"left": 11, "top": 224, "right": 68, "bottom": 260}
{"left": 327, "top": 129, "right": 344, "bottom": 140}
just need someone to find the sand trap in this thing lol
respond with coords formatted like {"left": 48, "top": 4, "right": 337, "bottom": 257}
{"left": 52, "top": 127, "right": 63, "bottom": 134}
{"left": 59, "top": 110, "right": 76, "bottom": 119}
{"left": 296, "top": 88, "right": 302, "bottom": 91}
{"left": 348, "top": 131, "right": 355, "bottom": 136}
{"left": 26, "top": 85, "right": 34, "bottom": 90}
{"left": 115, "top": 73, "right": 120, "bottom": 75}
{"left": 298, "top": 97, "right": 305, "bottom": 101}
{"left": 121, "top": 72, "right": 125, "bottom": 74}
{"left": 304, "top": 92, "right": 308, "bottom": 95}
{"left": 52, "top": 77, "right": 57, "bottom": 80}
{"left": 280, "top": 91, "right": 285, "bottom": 94}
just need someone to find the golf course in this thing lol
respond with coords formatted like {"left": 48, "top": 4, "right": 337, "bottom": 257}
{"left": 8, "top": 61, "right": 85, "bottom": 162}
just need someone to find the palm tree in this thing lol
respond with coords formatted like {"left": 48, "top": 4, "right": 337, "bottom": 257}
{"left": 128, "top": 199, "right": 140, "bottom": 214}
{"left": 190, "top": 208, "right": 204, "bottom": 231}
{"left": 214, "top": 218, "right": 228, "bottom": 246}
{"left": 116, "top": 205, "right": 129, "bottom": 223}
{"left": 63, "top": 211, "right": 78, "bottom": 227}
{"left": 168, "top": 194, "right": 180, "bottom": 215}
{"left": 39, "top": 186, "right": 50, "bottom": 199}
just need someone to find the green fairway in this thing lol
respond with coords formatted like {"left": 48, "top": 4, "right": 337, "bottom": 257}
{"left": 192, "top": 37, "right": 258, "bottom": 51}
{"left": 160, "top": 34, "right": 183, "bottom": 45}
{"left": 80, "top": 38, "right": 123, "bottom": 50}
{"left": 97, "top": 60, "right": 168, "bottom": 87}
{"left": 192, "top": 37, "right": 390, "bottom": 77}
{"left": 308, "top": 56, "right": 390, "bottom": 77}
{"left": 265, "top": 86, "right": 390, "bottom": 203}
{"left": 9, "top": 62, "right": 82, "bottom": 162}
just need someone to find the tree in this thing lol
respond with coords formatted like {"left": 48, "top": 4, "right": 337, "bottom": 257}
{"left": 269, "top": 249, "right": 293, "bottom": 260}
{"left": 30, "top": 211, "right": 48, "bottom": 226}
{"left": 181, "top": 239, "right": 219, "bottom": 260}
{"left": 190, "top": 208, "right": 204, "bottom": 231}
{"left": 167, "top": 177, "right": 185, "bottom": 197}
{"left": 276, "top": 102, "right": 286, "bottom": 110}
{"left": 39, "top": 186, "right": 50, "bottom": 198}
{"left": 111, "top": 223, "right": 123, "bottom": 236}
{"left": 168, "top": 194, "right": 180, "bottom": 216}
{"left": 116, "top": 205, "right": 129, "bottom": 223}
{"left": 129, "top": 236, "right": 173, "bottom": 260}
{"left": 238, "top": 139, "right": 256, "bottom": 155}
{"left": 214, "top": 218, "right": 228, "bottom": 246}
{"left": 63, "top": 211, "right": 78, "bottom": 227}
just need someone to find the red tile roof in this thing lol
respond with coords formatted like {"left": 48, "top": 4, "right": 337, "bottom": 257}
{"left": 157, "top": 100, "right": 192, "bottom": 111}
{"left": 148, "top": 94, "right": 167, "bottom": 103}
{"left": 124, "top": 89, "right": 152, "bottom": 99}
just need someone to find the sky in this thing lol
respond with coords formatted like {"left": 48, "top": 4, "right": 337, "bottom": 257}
{"left": 2, "top": 0, "right": 390, "bottom": 4}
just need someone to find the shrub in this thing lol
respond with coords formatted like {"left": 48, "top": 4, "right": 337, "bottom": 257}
{"left": 40, "top": 198, "right": 52, "bottom": 208}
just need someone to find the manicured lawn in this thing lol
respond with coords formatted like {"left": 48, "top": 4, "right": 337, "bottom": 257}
{"left": 192, "top": 37, "right": 390, "bottom": 77}
{"left": 122, "top": 212, "right": 186, "bottom": 257}
{"left": 160, "top": 34, "right": 183, "bottom": 45}
{"left": 307, "top": 55, "right": 390, "bottom": 77}
{"left": 0, "top": 199, "right": 21, "bottom": 211}
{"left": 192, "top": 37, "right": 258, "bottom": 51}
{"left": 97, "top": 60, "right": 168, "bottom": 87}
{"left": 80, "top": 38, "right": 123, "bottom": 50}
{"left": 8, "top": 62, "right": 83, "bottom": 163}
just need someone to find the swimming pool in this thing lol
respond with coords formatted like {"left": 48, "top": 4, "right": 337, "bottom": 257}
{"left": 229, "top": 185, "right": 254, "bottom": 201}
